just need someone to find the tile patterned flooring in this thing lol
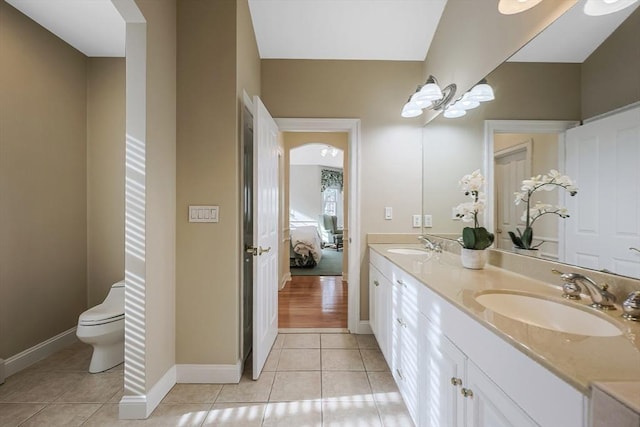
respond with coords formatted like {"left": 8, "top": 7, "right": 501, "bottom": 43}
{"left": 0, "top": 333, "right": 413, "bottom": 426}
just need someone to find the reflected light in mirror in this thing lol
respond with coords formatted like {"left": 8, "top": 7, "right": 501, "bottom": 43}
{"left": 498, "top": 0, "right": 544, "bottom": 15}
{"left": 584, "top": 0, "right": 639, "bottom": 15}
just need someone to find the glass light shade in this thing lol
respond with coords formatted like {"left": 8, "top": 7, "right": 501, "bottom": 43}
{"left": 443, "top": 105, "right": 466, "bottom": 119}
{"left": 410, "top": 92, "right": 434, "bottom": 108}
{"left": 415, "top": 82, "right": 443, "bottom": 102}
{"left": 467, "top": 82, "right": 495, "bottom": 102}
{"left": 498, "top": 0, "right": 544, "bottom": 14}
{"left": 584, "top": 0, "right": 638, "bottom": 15}
{"left": 401, "top": 101, "right": 423, "bottom": 118}
{"left": 457, "top": 93, "right": 480, "bottom": 110}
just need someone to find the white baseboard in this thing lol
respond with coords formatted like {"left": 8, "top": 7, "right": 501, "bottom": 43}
{"left": 280, "top": 273, "right": 291, "bottom": 290}
{"left": 4, "top": 327, "right": 78, "bottom": 378}
{"left": 357, "top": 320, "right": 372, "bottom": 335}
{"left": 176, "top": 361, "right": 242, "bottom": 384}
{"left": 119, "top": 365, "right": 176, "bottom": 419}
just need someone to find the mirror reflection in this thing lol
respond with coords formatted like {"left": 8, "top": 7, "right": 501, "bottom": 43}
{"left": 422, "top": 3, "right": 640, "bottom": 279}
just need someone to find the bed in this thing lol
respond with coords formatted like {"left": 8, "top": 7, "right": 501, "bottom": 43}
{"left": 290, "top": 226, "right": 323, "bottom": 268}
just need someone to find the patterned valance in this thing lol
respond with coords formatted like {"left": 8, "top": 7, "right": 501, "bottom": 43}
{"left": 321, "top": 169, "right": 343, "bottom": 192}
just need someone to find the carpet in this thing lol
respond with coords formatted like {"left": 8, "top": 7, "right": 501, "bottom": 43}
{"left": 291, "top": 248, "right": 343, "bottom": 276}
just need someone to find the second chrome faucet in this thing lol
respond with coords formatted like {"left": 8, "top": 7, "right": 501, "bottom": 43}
{"left": 552, "top": 269, "right": 617, "bottom": 310}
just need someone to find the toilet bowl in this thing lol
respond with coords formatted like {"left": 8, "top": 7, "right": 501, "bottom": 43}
{"left": 77, "top": 280, "right": 125, "bottom": 373}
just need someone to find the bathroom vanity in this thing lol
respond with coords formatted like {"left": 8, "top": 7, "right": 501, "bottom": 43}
{"left": 368, "top": 243, "right": 640, "bottom": 427}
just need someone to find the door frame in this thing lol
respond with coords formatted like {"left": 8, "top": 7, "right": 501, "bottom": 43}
{"left": 494, "top": 140, "right": 532, "bottom": 250}
{"left": 276, "top": 118, "right": 362, "bottom": 334}
{"left": 483, "top": 120, "right": 579, "bottom": 241}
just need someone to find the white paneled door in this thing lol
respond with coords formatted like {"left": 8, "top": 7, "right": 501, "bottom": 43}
{"left": 252, "top": 96, "right": 279, "bottom": 380}
{"left": 564, "top": 106, "right": 640, "bottom": 278}
{"left": 494, "top": 141, "right": 531, "bottom": 251}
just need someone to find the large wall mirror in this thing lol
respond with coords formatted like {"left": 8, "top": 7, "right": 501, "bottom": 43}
{"left": 422, "top": 2, "right": 640, "bottom": 279}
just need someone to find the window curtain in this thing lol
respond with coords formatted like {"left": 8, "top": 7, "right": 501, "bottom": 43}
{"left": 321, "top": 169, "right": 343, "bottom": 192}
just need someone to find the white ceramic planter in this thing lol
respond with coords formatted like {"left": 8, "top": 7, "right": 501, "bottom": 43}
{"left": 461, "top": 248, "right": 487, "bottom": 269}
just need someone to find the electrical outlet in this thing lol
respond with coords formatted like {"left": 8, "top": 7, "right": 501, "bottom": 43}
{"left": 424, "top": 214, "right": 433, "bottom": 228}
{"left": 384, "top": 207, "right": 393, "bottom": 220}
{"left": 452, "top": 207, "right": 460, "bottom": 220}
{"left": 412, "top": 214, "right": 422, "bottom": 228}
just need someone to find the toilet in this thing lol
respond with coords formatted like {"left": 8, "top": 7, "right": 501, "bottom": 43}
{"left": 76, "top": 280, "right": 125, "bottom": 373}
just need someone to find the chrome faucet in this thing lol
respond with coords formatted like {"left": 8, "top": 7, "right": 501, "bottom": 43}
{"left": 552, "top": 269, "right": 617, "bottom": 310}
{"left": 418, "top": 235, "right": 442, "bottom": 253}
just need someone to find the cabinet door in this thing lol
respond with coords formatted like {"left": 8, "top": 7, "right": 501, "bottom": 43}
{"left": 376, "top": 271, "right": 390, "bottom": 363}
{"left": 398, "top": 278, "right": 420, "bottom": 424}
{"left": 419, "top": 314, "right": 466, "bottom": 427}
{"left": 465, "top": 361, "right": 537, "bottom": 427}
{"left": 369, "top": 265, "right": 380, "bottom": 336}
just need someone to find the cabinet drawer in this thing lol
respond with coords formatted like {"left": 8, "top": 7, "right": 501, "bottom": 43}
{"left": 370, "top": 249, "right": 394, "bottom": 281}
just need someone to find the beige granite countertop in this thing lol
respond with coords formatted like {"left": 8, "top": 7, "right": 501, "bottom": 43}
{"left": 593, "top": 382, "right": 640, "bottom": 413}
{"left": 369, "top": 243, "right": 640, "bottom": 395}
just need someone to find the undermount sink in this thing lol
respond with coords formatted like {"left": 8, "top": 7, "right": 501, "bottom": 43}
{"left": 387, "top": 248, "right": 430, "bottom": 255}
{"left": 475, "top": 291, "right": 622, "bottom": 337}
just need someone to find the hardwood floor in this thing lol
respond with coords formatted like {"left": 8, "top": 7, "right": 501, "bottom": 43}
{"left": 278, "top": 275, "right": 347, "bottom": 328}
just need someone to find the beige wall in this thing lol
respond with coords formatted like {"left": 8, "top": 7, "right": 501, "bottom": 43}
{"left": 582, "top": 6, "right": 640, "bottom": 120}
{"left": 134, "top": 0, "right": 177, "bottom": 388}
{"left": 87, "top": 58, "right": 126, "bottom": 307}
{"left": 177, "top": 0, "right": 260, "bottom": 366}
{"left": 422, "top": 0, "right": 577, "bottom": 123}
{"left": 283, "top": 132, "right": 349, "bottom": 280}
{"left": 262, "top": 60, "right": 424, "bottom": 320}
{"left": 423, "top": 62, "right": 581, "bottom": 235}
{"left": 0, "top": 1, "right": 88, "bottom": 357}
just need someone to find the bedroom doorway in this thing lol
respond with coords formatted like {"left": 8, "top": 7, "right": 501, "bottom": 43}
{"left": 281, "top": 133, "right": 349, "bottom": 329}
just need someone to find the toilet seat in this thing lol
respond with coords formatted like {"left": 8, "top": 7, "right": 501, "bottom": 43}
{"left": 79, "top": 305, "right": 124, "bottom": 326}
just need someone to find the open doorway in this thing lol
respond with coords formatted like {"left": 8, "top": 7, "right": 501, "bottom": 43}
{"left": 280, "top": 132, "right": 349, "bottom": 329}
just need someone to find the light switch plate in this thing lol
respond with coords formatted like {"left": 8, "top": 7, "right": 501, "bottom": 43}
{"left": 412, "top": 214, "right": 422, "bottom": 228}
{"left": 424, "top": 214, "right": 433, "bottom": 228}
{"left": 189, "top": 205, "right": 219, "bottom": 223}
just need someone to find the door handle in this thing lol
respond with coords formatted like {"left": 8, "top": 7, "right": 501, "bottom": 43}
{"left": 258, "top": 246, "right": 271, "bottom": 255}
{"left": 246, "top": 246, "right": 271, "bottom": 256}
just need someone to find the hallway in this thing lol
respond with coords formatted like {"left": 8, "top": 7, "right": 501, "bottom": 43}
{"left": 278, "top": 276, "right": 347, "bottom": 328}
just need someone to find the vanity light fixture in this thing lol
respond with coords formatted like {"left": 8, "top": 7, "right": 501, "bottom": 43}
{"left": 498, "top": 0, "right": 544, "bottom": 15}
{"left": 467, "top": 79, "right": 495, "bottom": 102}
{"left": 584, "top": 0, "right": 638, "bottom": 15}
{"left": 401, "top": 75, "right": 457, "bottom": 118}
{"left": 443, "top": 80, "right": 495, "bottom": 119}
{"left": 443, "top": 104, "right": 467, "bottom": 118}
{"left": 401, "top": 96, "right": 423, "bottom": 118}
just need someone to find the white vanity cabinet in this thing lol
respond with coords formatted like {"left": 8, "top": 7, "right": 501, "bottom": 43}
{"left": 370, "top": 250, "right": 420, "bottom": 425}
{"left": 369, "top": 263, "right": 390, "bottom": 361}
{"left": 418, "top": 312, "right": 536, "bottom": 427}
{"left": 369, "top": 249, "right": 588, "bottom": 427}
{"left": 390, "top": 266, "right": 421, "bottom": 423}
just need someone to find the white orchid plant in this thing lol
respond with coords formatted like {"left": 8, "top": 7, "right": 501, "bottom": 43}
{"left": 509, "top": 170, "right": 578, "bottom": 250}
{"left": 454, "top": 170, "right": 494, "bottom": 250}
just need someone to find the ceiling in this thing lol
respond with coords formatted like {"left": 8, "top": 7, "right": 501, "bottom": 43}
{"left": 5, "top": 0, "right": 125, "bottom": 57}
{"left": 4, "top": 0, "right": 638, "bottom": 63}
{"left": 247, "top": 0, "right": 447, "bottom": 61}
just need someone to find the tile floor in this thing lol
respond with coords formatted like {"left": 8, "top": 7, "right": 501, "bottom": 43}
{"left": 0, "top": 333, "right": 413, "bottom": 426}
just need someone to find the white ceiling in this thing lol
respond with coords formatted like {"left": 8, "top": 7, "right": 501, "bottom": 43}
{"left": 509, "top": 0, "right": 639, "bottom": 62}
{"left": 5, "top": 0, "right": 125, "bottom": 57}
{"left": 4, "top": 0, "right": 637, "bottom": 63}
{"left": 248, "top": 0, "right": 447, "bottom": 61}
